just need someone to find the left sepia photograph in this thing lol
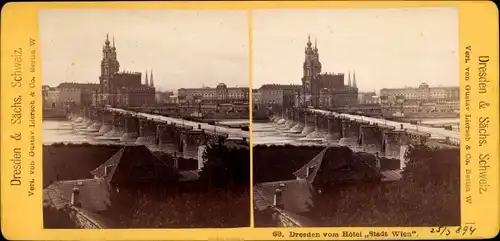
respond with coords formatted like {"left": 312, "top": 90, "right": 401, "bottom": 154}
{"left": 40, "top": 9, "right": 250, "bottom": 229}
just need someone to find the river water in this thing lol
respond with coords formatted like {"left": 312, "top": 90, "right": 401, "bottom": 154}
{"left": 252, "top": 122, "right": 361, "bottom": 150}
{"left": 43, "top": 119, "right": 249, "bottom": 145}
{"left": 43, "top": 120, "right": 117, "bottom": 145}
{"left": 252, "top": 118, "right": 460, "bottom": 146}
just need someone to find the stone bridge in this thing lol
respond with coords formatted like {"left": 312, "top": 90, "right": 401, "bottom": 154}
{"left": 69, "top": 106, "right": 248, "bottom": 159}
{"left": 270, "top": 107, "right": 459, "bottom": 161}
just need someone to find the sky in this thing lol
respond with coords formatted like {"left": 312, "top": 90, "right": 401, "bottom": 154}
{"left": 253, "top": 7, "right": 459, "bottom": 93}
{"left": 39, "top": 10, "right": 249, "bottom": 91}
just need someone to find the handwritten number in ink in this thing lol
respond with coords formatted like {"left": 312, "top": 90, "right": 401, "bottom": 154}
{"left": 456, "top": 226, "right": 476, "bottom": 235}
{"left": 432, "top": 226, "right": 476, "bottom": 236}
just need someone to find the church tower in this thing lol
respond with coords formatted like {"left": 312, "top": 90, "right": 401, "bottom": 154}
{"left": 302, "top": 35, "right": 322, "bottom": 106}
{"left": 348, "top": 71, "right": 352, "bottom": 87}
{"left": 353, "top": 71, "right": 357, "bottom": 88}
{"left": 150, "top": 70, "right": 154, "bottom": 87}
{"left": 99, "top": 34, "right": 120, "bottom": 96}
{"left": 145, "top": 69, "right": 149, "bottom": 86}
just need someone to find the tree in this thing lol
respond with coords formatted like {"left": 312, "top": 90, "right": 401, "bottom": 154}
{"left": 300, "top": 144, "right": 460, "bottom": 227}
{"left": 387, "top": 143, "right": 461, "bottom": 225}
{"left": 199, "top": 137, "right": 250, "bottom": 188}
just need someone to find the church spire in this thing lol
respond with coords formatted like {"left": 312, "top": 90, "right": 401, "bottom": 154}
{"left": 105, "top": 33, "right": 110, "bottom": 46}
{"left": 150, "top": 69, "right": 154, "bottom": 87}
{"left": 348, "top": 71, "right": 352, "bottom": 87}
{"left": 112, "top": 34, "right": 115, "bottom": 48}
{"left": 353, "top": 71, "right": 357, "bottom": 88}
{"left": 145, "top": 69, "right": 149, "bottom": 86}
{"left": 314, "top": 37, "right": 317, "bottom": 50}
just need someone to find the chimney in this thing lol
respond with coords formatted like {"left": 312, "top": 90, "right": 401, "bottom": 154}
{"left": 273, "top": 188, "right": 284, "bottom": 209}
{"left": 104, "top": 165, "right": 112, "bottom": 177}
{"left": 198, "top": 124, "right": 201, "bottom": 129}
{"left": 71, "top": 187, "right": 81, "bottom": 207}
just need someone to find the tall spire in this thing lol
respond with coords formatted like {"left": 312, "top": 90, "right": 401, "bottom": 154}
{"left": 105, "top": 33, "right": 110, "bottom": 46}
{"left": 314, "top": 38, "right": 317, "bottom": 50}
{"left": 353, "top": 71, "right": 357, "bottom": 88}
{"left": 347, "top": 71, "right": 352, "bottom": 87}
{"left": 145, "top": 69, "right": 149, "bottom": 86}
{"left": 150, "top": 69, "right": 154, "bottom": 87}
{"left": 112, "top": 34, "right": 115, "bottom": 48}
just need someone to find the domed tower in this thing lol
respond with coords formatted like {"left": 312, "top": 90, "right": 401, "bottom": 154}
{"left": 99, "top": 34, "right": 120, "bottom": 96}
{"left": 302, "top": 35, "right": 322, "bottom": 106}
{"left": 312, "top": 38, "right": 322, "bottom": 71}
{"left": 110, "top": 35, "right": 120, "bottom": 74}
{"left": 302, "top": 35, "right": 314, "bottom": 87}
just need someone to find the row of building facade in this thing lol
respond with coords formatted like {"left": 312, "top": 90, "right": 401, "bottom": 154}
{"left": 177, "top": 83, "right": 249, "bottom": 105}
{"left": 252, "top": 82, "right": 459, "bottom": 114}
{"left": 253, "top": 36, "right": 459, "bottom": 116}
{"left": 45, "top": 35, "right": 458, "bottom": 116}
{"left": 44, "top": 35, "right": 248, "bottom": 110}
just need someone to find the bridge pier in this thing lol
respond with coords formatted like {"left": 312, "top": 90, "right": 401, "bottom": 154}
{"left": 324, "top": 117, "right": 342, "bottom": 142}
{"left": 86, "top": 109, "right": 103, "bottom": 131}
{"left": 120, "top": 115, "right": 139, "bottom": 142}
{"left": 360, "top": 125, "right": 381, "bottom": 154}
{"left": 155, "top": 123, "right": 167, "bottom": 146}
{"left": 338, "top": 120, "right": 363, "bottom": 147}
{"left": 290, "top": 110, "right": 304, "bottom": 132}
{"left": 382, "top": 130, "right": 408, "bottom": 160}
{"left": 68, "top": 112, "right": 79, "bottom": 122}
{"left": 179, "top": 130, "right": 206, "bottom": 159}
{"left": 136, "top": 118, "right": 157, "bottom": 145}
{"left": 103, "top": 113, "right": 125, "bottom": 138}
{"left": 277, "top": 109, "right": 286, "bottom": 125}
{"left": 75, "top": 107, "right": 93, "bottom": 129}
{"left": 157, "top": 123, "right": 179, "bottom": 152}
{"left": 301, "top": 113, "right": 315, "bottom": 136}
{"left": 283, "top": 109, "right": 296, "bottom": 129}
{"left": 306, "top": 114, "right": 327, "bottom": 138}
{"left": 98, "top": 112, "right": 114, "bottom": 134}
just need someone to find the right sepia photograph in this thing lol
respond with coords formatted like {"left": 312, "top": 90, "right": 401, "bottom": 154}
{"left": 251, "top": 7, "right": 461, "bottom": 227}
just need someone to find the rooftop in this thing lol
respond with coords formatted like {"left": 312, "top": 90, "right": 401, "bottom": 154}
{"left": 43, "top": 178, "right": 110, "bottom": 212}
{"left": 57, "top": 82, "right": 100, "bottom": 89}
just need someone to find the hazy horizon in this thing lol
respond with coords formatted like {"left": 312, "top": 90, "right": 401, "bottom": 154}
{"left": 39, "top": 10, "right": 249, "bottom": 91}
{"left": 253, "top": 7, "right": 459, "bottom": 92}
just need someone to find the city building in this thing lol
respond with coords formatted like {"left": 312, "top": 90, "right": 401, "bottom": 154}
{"left": 300, "top": 36, "right": 358, "bottom": 108}
{"left": 358, "top": 92, "right": 380, "bottom": 104}
{"left": 379, "top": 83, "right": 460, "bottom": 116}
{"left": 57, "top": 82, "right": 99, "bottom": 107}
{"left": 43, "top": 85, "right": 61, "bottom": 109}
{"left": 380, "top": 82, "right": 459, "bottom": 103}
{"left": 156, "top": 90, "right": 175, "bottom": 104}
{"left": 177, "top": 83, "right": 248, "bottom": 105}
{"left": 252, "top": 89, "right": 261, "bottom": 105}
{"left": 94, "top": 34, "right": 155, "bottom": 107}
{"left": 257, "top": 84, "right": 301, "bottom": 109}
